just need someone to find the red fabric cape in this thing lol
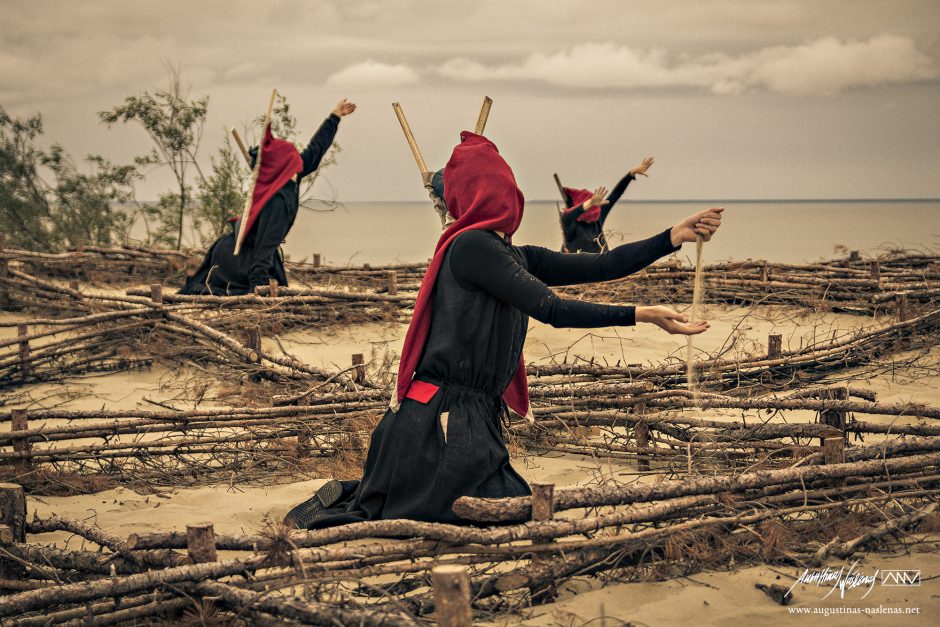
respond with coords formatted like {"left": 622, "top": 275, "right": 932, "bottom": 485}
{"left": 237, "top": 123, "right": 303, "bottom": 243}
{"left": 562, "top": 186, "right": 600, "bottom": 223}
{"left": 396, "top": 131, "right": 530, "bottom": 416}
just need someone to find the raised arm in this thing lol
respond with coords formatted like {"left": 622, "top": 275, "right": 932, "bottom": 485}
{"left": 601, "top": 157, "right": 653, "bottom": 222}
{"left": 299, "top": 99, "right": 356, "bottom": 178}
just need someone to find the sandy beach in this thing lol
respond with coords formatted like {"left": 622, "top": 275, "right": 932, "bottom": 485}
{"left": 7, "top": 299, "right": 937, "bottom": 624}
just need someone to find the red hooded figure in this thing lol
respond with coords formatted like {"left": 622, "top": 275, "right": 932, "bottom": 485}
{"left": 396, "top": 131, "right": 531, "bottom": 416}
{"left": 235, "top": 123, "right": 304, "bottom": 249}
{"left": 562, "top": 186, "right": 600, "bottom": 222}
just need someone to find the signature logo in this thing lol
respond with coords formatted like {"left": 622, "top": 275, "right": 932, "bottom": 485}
{"left": 789, "top": 561, "right": 877, "bottom": 599}
{"left": 788, "top": 562, "right": 922, "bottom": 600}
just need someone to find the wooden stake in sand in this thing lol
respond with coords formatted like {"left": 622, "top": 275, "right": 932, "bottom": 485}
{"left": 686, "top": 234, "right": 705, "bottom": 403}
{"left": 234, "top": 89, "right": 278, "bottom": 256}
{"left": 474, "top": 96, "right": 493, "bottom": 135}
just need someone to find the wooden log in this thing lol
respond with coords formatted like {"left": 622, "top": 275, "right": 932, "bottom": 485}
{"left": 313, "top": 253, "right": 321, "bottom": 268}
{"left": 0, "top": 260, "right": 9, "bottom": 307}
{"left": 387, "top": 270, "right": 398, "bottom": 296}
{"left": 870, "top": 261, "right": 881, "bottom": 284}
{"left": 849, "top": 250, "right": 860, "bottom": 262}
{"left": 819, "top": 387, "right": 848, "bottom": 444}
{"left": 17, "top": 323, "right": 29, "bottom": 376}
{"left": 767, "top": 334, "right": 782, "bottom": 359}
{"left": 432, "top": 565, "right": 472, "bottom": 627}
{"left": 529, "top": 482, "right": 555, "bottom": 600}
{"left": 824, "top": 437, "right": 846, "bottom": 487}
{"left": 452, "top": 451, "right": 940, "bottom": 522}
{"left": 268, "top": 278, "right": 279, "bottom": 298}
{"left": 196, "top": 579, "right": 416, "bottom": 627}
{"left": 352, "top": 353, "right": 365, "bottom": 384}
{"left": 243, "top": 326, "right": 262, "bottom": 354}
{"left": 531, "top": 483, "right": 554, "bottom": 523}
{"left": 635, "top": 421, "right": 650, "bottom": 472}
{"left": 0, "top": 484, "right": 25, "bottom": 543}
{"left": 150, "top": 283, "right": 163, "bottom": 304}
{"left": 896, "top": 293, "right": 911, "bottom": 321}
{"left": 10, "top": 409, "right": 29, "bottom": 470}
{"left": 186, "top": 523, "right": 217, "bottom": 563}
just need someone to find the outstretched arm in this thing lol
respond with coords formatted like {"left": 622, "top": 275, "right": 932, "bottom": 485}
{"left": 522, "top": 228, "right": 678, "bottom": 287}
{"left": 450, "top": 230, "right": 706, "bottom": 335}
{"left": 299, "top": 99, "right": 356, "bottom": 177}
{"left": 528, "top": 206, "right": 724, "bottom": 285}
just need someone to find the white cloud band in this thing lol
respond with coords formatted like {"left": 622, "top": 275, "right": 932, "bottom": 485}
{"left": 435, "top": 35, "right": 938, "bottom": 95}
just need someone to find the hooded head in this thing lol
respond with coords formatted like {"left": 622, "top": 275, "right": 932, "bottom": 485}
{"left": 234, "top": 124, "right": 303, "bottom": 250}
{"left": 442, "top": 132, "right": 524, "bottom": 237}
{"left": 562, "top": 186, "right": 600, "bottom": 222}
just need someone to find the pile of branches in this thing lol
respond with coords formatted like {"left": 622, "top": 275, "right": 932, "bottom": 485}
{"left": 1, "top": 432, "right": 937, "bottom": 624}
{"left": 0, "top": 268, "right": 368, "bottom": 388}
{"left": 4, "top": 374, "right": 939, "bottom": 494}
{"left": 560, "top": 251, "right": 940, "bottom": 316}
{"left": 6, "top": 245, "right": 937, "bottom": 321}
{"left": 0, "top": 245, "right": 195, "bottom": 287}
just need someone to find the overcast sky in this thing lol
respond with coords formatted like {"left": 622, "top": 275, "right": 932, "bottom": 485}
{"left": 2, "top": 0, "right": 939, "bottom": 201}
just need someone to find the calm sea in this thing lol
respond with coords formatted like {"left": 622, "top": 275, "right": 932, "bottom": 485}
{"left": 280, "top": 199, "right": 939, "bottom": 267}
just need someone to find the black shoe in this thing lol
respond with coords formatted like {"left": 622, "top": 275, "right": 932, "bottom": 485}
{"left": 283, "top": 479, "right": 344, "bottom": 529}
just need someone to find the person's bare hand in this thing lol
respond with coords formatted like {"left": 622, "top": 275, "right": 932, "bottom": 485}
{"left": 670, "top": 207, "right": 724, "bottom": 247}
{"left": 636, "top": 305, "right": 709, "bottom": 335}
{"left": 629, "top": 156, "right": 654, "bottom": 177}
{"left": 585, "top": 186, "right": 609, "bottom": 210}
{"left": 332, "top": 99, "right": 357, "bottom": 117}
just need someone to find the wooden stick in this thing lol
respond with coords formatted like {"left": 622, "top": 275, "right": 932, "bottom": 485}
{"left": 553, "top": 173, "right": 567, "bottom": 203}
{"left": 235, "top": 88, "right": 278, "bottom": 256}
{"left": 686, "top": 233, "right": 705, "bottom": 400}
{"left": 391, "top": 102, "right": 429, "bottom": 174}
{"left": 230, "top": 127, "right": 251, "bottom": 164}
{"left": 474, "top": 96, "right": 493, "bottom": 135}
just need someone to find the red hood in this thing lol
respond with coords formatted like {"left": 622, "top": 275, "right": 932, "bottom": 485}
{"left": 396, "top": 131, "right": 530, "bottom": 416}
{"left": 235, "top": 123, "right": 303, "bottom": 248}
{"left": 562, "top": 186, "right": 600, "bottom": 222}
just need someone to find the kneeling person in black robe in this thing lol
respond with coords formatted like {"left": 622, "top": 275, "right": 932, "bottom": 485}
{"left": 180, "top": 99, "right": 356, "bottom": 295}
{"left": 284, "top": 133, "right": 723, "bottom": 529}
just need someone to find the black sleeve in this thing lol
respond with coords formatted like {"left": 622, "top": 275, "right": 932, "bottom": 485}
{"left": 449, "top": 230, "right": 636, "bottom": 328}
{"left": 560, "top": 206, "right": 584, "bottom": 242}
{"left": 299, "top": 114, "right": 340, "bottom": 178}
{"left": 519, "top": 228, "right": 678, "bottom": 287}
{"left": 247, "top": 205, "right": 290, "bottom": 287}
{"left": 600, "top": 172, "right": 635, "bottom": 223}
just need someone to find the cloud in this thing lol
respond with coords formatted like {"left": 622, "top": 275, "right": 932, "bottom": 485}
{"left": 326, "top": 60, "right": 420, "bottom": 87}
{"left": 435, "top": 35, "right": 939, "bottom": 95}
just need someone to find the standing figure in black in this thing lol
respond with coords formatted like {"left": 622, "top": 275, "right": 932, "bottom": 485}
{"left": 283, "top": 134, "right": 723, "bottom": 529}
{"left": 180, "top": 99, "right": 356, "bottom": 295}
{"left": 560, "top": 156, "right": 654, "bottom": 253}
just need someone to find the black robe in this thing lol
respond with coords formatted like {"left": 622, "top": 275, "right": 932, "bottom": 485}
{"left": 308, "top": 227, "right": 678, "bottom": 528}
{"left": 179, "top": 114, "right": 341, "bottom": 295}
{"left": 561, "top": 172, "right": 635, "bottom": 254}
